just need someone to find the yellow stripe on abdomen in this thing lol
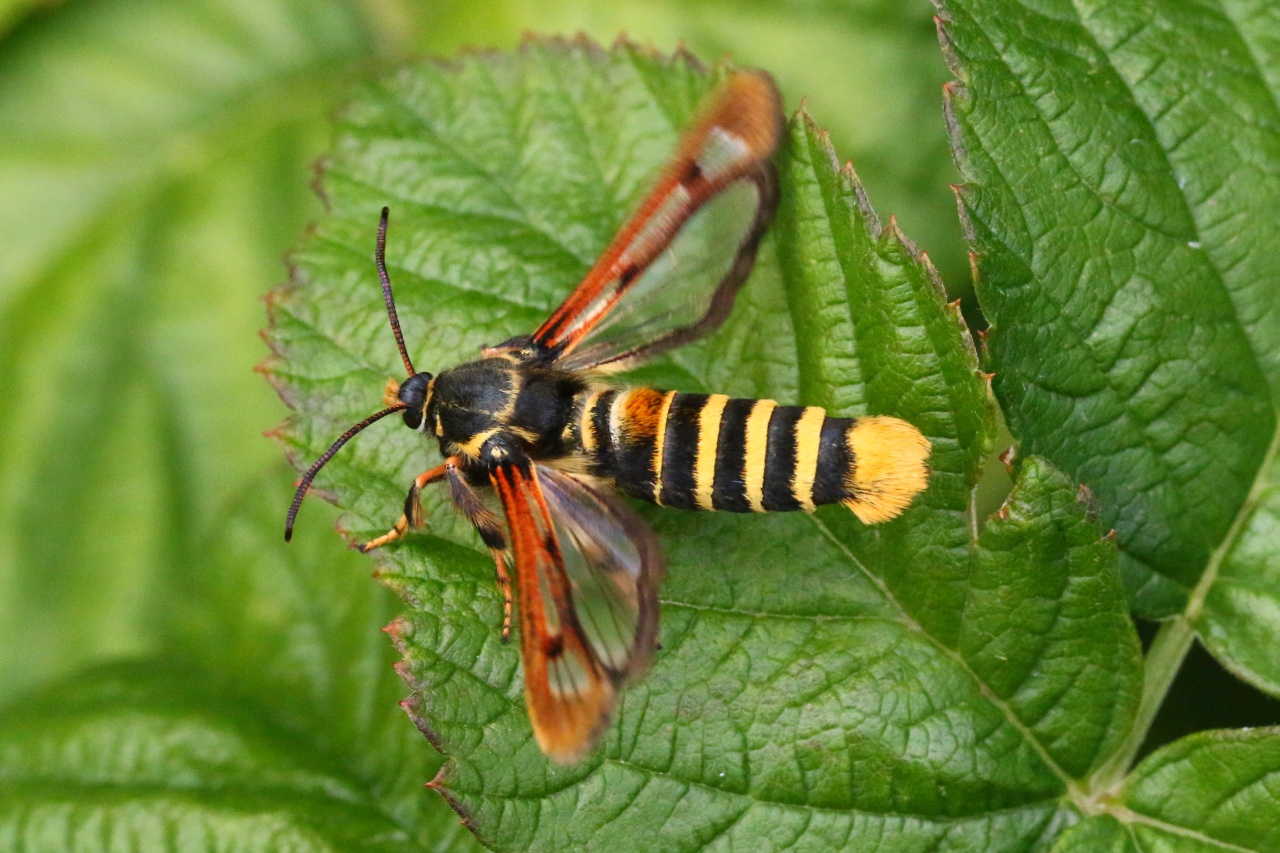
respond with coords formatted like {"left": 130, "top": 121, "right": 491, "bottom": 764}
{"left": 742, "top": 400, "right": 776, "bottom": 512}
{"left": 790, "top": 406, "right": 826, "bottom": 511}
{"left": 650, "top": 390, "right": 677, "bottom": 504}
{"left": 693, "top": 394, "right": 729, "bottom": 510}
{"left": 577, "top": 389, "right": 604, "bottom": 455}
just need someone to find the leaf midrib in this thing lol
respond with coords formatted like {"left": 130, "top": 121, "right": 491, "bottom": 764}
{"left": 805, "top": 512, "right": 1082, "bottom": 797}
{"left": 1112, "top": 804, "right": 1260, "bottom": 853}
{"left": 1187, "top": 424, "right": 1280, "bottom": 628}
{"left": 446, "top": 751, "right": 1067, "bottom": 825}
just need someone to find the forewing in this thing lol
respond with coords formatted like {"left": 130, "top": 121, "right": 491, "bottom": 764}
{"left": 532, "top": 71, "right": 782, "bottom": 372}
{"left": 489, "top": 460, "right": 662, "bottom": 763}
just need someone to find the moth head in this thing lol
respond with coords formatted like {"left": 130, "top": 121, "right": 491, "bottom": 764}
{"left": 394, "top": 372, "right": 434, "bottom": 430}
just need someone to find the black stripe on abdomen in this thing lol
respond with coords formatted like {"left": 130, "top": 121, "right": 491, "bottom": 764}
{"left": 579, "top": 388, "right": 860, "bottom": 514}
{"left": 812, "top": 416, "right": 854, "bottom": 505}
{"left": 588, "top": 389, "right": 618, "bottom": 470}
{"left": 708, "top": 398, "right": 757, "bottom": 512}
{"left": 761, "top": 405, "right": 805, "bottom": 511}
{"left": 656, "top": 393, "right": 708, "bottom": 509}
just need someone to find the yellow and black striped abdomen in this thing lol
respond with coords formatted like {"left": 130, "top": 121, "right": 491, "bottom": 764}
{"left": 573, "top": 389, "right": 930, "bottom": 524}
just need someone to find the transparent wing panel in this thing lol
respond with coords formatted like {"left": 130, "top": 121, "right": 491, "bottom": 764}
{"left": 559, "top": 179, "right": 765, "bottom": 371}
{"left": 537, "top": 466, "right": 663, "bottom": 681}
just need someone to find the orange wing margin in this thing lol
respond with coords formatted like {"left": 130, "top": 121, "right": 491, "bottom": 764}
{"left": 531, "top": 70, "right": 783, "bottom": 366}
{"left": 490, "top": 460, "right": 618, "bottom": 763}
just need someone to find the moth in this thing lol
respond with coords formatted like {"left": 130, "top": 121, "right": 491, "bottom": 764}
{"left": 285, "top": 71, "right": 931, "bottom": 763}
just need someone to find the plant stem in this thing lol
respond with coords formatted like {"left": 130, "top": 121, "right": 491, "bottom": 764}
{"left": 1086, "top": 615, "right": 1196, "bottom": 798}
{"left": 1085, "top": 426, "right": 1278, "bottom": 802}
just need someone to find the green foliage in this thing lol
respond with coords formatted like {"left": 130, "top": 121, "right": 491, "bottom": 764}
{"left": 940, "top": 0, "right": 1280, "bottom": 717}
{"left": 0, "top": 0, "right": 1276, "bottom": 851}
{"left": 943, "top": 0, "right": 1280, "bottom": 621}
{"left": 268, "top": 43, "right": 1144, "bottom": 850}
{"left": 0, "top": 474, "right": 478, "bottom": 851}
{"left": 0, "top": 663, "right": 425, "bottom": 852}
{"left": 1055, "top": 729, "right": 1280, "bottom": 852}
{"left": 0, "top": 0, "right": 373, "bottom": 702}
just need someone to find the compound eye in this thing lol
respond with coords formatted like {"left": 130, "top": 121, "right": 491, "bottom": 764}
{"left": 402, "top": 409, "right": 423, "bottom": 430}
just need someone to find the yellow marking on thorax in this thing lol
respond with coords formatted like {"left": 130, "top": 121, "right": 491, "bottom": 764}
{"left": 609, "top": 391, "right": 629, "bottom": 449}
{"left": 742, "top": 400, "right": 777, "bottom": 512}
{"left": 790, "top": 406, "right": 827, "bottom": 512}
{"left": 650, "top": 391, "right": 677, "bottom": 505}
{"left": 693, "top": 394, "right": 729, "bottom": 510}
{"left": 493, "top": 370, "right": 521, "bottom": 423}
{"left": 453, "top": 427, "right": 502, "bottom": 460}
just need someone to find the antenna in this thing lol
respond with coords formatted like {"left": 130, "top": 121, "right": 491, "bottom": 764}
{"left": 377, "top": 207, "right": 416, "bottom": 376}
{"left": 284, "top": 404, "right": 407, "bottom": 541}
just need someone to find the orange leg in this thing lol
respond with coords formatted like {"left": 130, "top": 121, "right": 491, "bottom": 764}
{"left": 362, "top": 457, "right": 514, "bottom": 640}
{"left": 491, "top": 549, "right": 513, "bottom": 643}
{"left": 443, "top": 460, "right": 513, "bottom": 640}
{"left": 360, "top": 463, "right": 448, "bottom": 552}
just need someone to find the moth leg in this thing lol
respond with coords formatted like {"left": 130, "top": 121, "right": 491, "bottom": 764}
{"left": 360, "top": 463, "right": 448, "bottom": 552}
{"left": 491, "top": 549, "right": 514, "bottom": 643}
{"left": 444, "top": 461, "right": 512, "bottom": 640}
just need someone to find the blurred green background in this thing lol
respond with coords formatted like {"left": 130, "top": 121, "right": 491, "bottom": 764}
{"left": 0, "top": 0, "right": 961, "bottom": 704}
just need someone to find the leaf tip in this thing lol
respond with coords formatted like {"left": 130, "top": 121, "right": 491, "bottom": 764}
{"left": 252, "top": 352, "right": 277, "bottom": 377}
{"left": 999, "top": 443, "right": 1017, "bottom": 473}
{"left": 670, "top": 38, "right": 702, "bottom": 69}
{"left": 427, "top": 763, "right": 485, "bottom": 843}
{"left": 383, "top": 616, "right": 412, "bottom": 642}
{"left": 966, "top": 248, "right": 982, "bottom": 283}
{"left": 395, "top": 659, "right": 428, "bottom": 695}
{"left": 402, "top": 692, "right": 450, "bottom": 755}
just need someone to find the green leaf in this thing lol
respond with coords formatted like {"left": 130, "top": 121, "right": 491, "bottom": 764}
{"left": 0, "top": 471, "right": 481, "bottom": 853}
{"left": 266, "top": 41, "right": 1142, "bottom": 850}
{"left": 0, "top": 663, "right": 423, "bottom": 852}
{"left": 162, "top": 470, "right": 484, "bottom": 853}
{"left": 938, "top": 0, "right": 1280, "bottom": 653}
{"left": 1201, "top": 453, "right": 1280, "bottom": 696}
{"left": 1120, "top": 728, "right": 1280, "bottom": 851}
{"left": 0, "top": 0, "right": 375, "bottom": 702}
{"left": 1055, "top": 728, "right": 1280, "bottom": 852}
